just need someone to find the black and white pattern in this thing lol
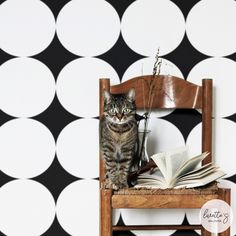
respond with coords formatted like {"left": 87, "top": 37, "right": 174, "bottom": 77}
{"left": 0, "top": 0, "right": 236, "bottom": 235}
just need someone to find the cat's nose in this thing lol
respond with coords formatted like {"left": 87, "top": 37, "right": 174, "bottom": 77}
{"left": 117, "top": 113, "right": 123, "bottom": 120}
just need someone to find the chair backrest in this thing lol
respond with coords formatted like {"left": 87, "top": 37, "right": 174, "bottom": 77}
{"left": 99, "top": 75, "right": 212, "bottom": 184}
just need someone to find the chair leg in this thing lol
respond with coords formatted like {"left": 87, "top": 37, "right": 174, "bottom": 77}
{"left": 100, "top": 188, "right": 113, "bottom": 236}
{"left": 218, "top": 188, "right": 231, "bottom": 236}
{"left": 218, "top": 228, "right": 230, "bottom": 236}
{"left": 201, "top": 227, "right": 211, "bottom": 236}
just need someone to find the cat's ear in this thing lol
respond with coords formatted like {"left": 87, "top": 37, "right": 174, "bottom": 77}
{"left": 126, "top": 88, "right": 135, "bottom": 101}
{"left": 104, "top": 90, "right": 111, "bottom": 103}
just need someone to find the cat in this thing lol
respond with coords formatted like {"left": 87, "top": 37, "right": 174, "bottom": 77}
{"left": 100, "top": 89, "right": 138, "bottom": 190}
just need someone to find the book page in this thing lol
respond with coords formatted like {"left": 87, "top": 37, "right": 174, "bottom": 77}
{"left": 135, "top": 169, "right": 166, "bottom": 189}
{"left": 174, "top": 170, "right": 225, "bottom": 189}
{"left": 165, "top": 146, "right": 188, "bottom": 184}
{"left": 178, "top": 162, "right": 213, "bottom": 178}
{"left": 151, "top": 146, "right": 188, "bottom": 183}
{"left": 178, "top": 165, "right": 218, "bottom": 181}
{"left": 151, "top": 152, "right": 168, "bottom": 180}
{"left": 172, "top": 152, "right": 209, "bottom": 182}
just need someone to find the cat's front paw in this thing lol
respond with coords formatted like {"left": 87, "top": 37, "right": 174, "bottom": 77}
{"left": 119, "top": 183, "right": 129, "bottom": 189}
{"left": 102, "top": 178, "right": 110, "bottom": 189}
{"left": 110, "top": 183, "right": 119, "bottom": 190}
{"left": 104, "top": 179, "right": 119, "bottom": 190}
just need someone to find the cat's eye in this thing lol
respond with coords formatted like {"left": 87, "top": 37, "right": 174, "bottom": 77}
{"left": 123, "top": 108, "right": 130, "bottom": 114}
{"left": 110, "top": 108, "right": 116, "bottom": 115}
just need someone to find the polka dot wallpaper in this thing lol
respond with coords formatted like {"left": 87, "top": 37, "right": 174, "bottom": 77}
{"left": 0, "top": 0, "right": 235, "bottom": 235}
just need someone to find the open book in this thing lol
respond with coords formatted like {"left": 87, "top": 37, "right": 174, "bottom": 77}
{"left": 135, "top": 147, "right": 225, "bottom": 189}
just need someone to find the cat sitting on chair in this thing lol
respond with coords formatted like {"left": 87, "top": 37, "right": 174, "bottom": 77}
{"left": 100, "top": 89, "right": 138, "bottom": 190}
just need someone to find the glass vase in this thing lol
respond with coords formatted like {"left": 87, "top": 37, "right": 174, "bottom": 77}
{"left": 138, "top": 129, "right": 151, "bottom": 168}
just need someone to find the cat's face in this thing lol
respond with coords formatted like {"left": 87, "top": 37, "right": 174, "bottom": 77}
{"left": 104, "top": 89, "right": 136, "bottom": 124}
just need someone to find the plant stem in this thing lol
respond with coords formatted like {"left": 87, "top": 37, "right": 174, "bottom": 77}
{"left": 138, "top": 49, "right": 162, "bottom": 166}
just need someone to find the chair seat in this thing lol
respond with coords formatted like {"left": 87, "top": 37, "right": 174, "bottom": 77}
{"left": 110, "top": 182, "right": 222, "bottom": 209}
{"left": 113, "top": 182, "right": 219, "bottom": 195}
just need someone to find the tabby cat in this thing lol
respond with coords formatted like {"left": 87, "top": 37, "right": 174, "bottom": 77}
{"left": 100, "top": 89, "right": 138, "bottom": 190}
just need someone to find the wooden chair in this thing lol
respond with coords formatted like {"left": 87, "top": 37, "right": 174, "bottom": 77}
{"left": 99, "top": 75, "right": 231, "bottom": 236}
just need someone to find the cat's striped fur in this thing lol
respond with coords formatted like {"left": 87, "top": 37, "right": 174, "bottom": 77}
{"left": 100, "top": 89, "right": 138, "bottom": 190}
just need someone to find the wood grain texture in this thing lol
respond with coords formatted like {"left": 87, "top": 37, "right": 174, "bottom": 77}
{"left": 113, "top": 224, "right": 202, "bottom": 231}
{"left": 202, "top": 79, "right": 213, "bottom": 165}
{"left": 201, "top": 227, "right": 211, "bottom": 236}
{"left": 218, "top": 188, "right": 231, "bottom": 236}
{"left": 100, "top": 189, "right": 112, "bottom": 236}
{"left": 112, "top": 194, "right": 218, "bottom": 209}
{"left": 99, "top": 79, "right": 110, "bottom": 186}
{"left": 110, "top": 75, "right": 202, "bottom": 109}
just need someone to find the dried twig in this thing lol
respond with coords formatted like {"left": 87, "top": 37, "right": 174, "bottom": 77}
{"left": 138, "top": 49, "right": 162, "bottom": 165}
